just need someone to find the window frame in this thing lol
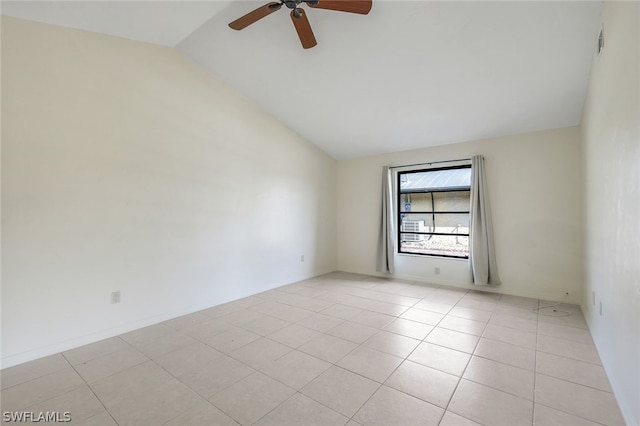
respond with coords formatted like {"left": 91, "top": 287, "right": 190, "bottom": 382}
{"left": 397, "top": 164, "right": 471, "bottom": 259}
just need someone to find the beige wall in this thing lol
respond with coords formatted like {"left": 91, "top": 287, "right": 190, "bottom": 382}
{"left": 1, "top": 17, "right": 337, "bottom": 368}
{"left": 580, "top": 2, "right": 639, "bottom": 424}
{"left": 337, "top": 127, "right": 583, "bottom": 303}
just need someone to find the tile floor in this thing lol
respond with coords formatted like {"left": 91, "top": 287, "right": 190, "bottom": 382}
{"left": 0, "top": 272, "right": 626, "bottom": 425}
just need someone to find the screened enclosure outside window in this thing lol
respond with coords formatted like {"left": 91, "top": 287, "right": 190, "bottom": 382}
{"left": 398, "top": 166, "right": 471, "bottom": 258}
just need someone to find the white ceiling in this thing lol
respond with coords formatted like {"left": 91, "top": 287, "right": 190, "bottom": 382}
{"left": 2, "top": 1, "right": 602, "bottom": 159}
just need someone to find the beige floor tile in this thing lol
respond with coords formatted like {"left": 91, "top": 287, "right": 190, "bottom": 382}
{"left": 73, "top": 346, "right": 148, "bottom": 383}
{"left": 126, "top": 329, "right": 196, "bottom": 359}
{"left": 156, "top": 343, "right": 254, "bottom": 398}
{"left": 350, "top": 310, "right": 395, "bottom": 329}
{"left": 536, "top": 334, "right": 602, "bottom": 365}
{"left": 1, "top": 368, "right": 85, "bottom": 411}
{"left": 218, "top": 309, "right": 265, "bottom": 326}
{"left": 261, "top": 350, "right": 331, "bottom": 389}
{"left": 326, "top": 321, "right": 378, "bottom": 344}
{"left": 209, "top": 372, "right": 296, "bottom": 425}
{"left": 203, "top": 326, "right": 261, "bottom": 354}
{"left": 164, "top": 312, "right": 214, "bottom": 332}
{"left": 396, "top": 283, "right": 438, "bottom": 299}
{"left": 536, "top": 352, "right": 612, "bottom": 391}
{"left": 438, "top": 315, "right": 487, "bottom": 336}
{"left": 537, "top": 309, "right": 588, "bottom": 329}
{"left": 121, "top": 322, "right": 200, "bottom": 359}
{"left": 298, "top": 334, "right": 358, "bottom": 363}
{"left": 104, "top": 378, "right": 203, "bottom": 425}
{"left": 199, "top": 299, "right": 244, "bottom": 318}
{"left": 251, "top": 301, "right": 314, "bottom": 322}
{"left": 89, "top": 361, "right": 176, "bottom": 408}
{"left": 383, "top": 318, "right": 434, "bottom": 340}
{"left": 254, "top": 393, "right": 348, "bottom": 426}
{"left": 199, "top": 302, "right": 245, "bottom": 319}
{"left": 296, "top": 312, "right": 345, "bottom": 332}
{"left": 154, "top": 342, "right": 223, "bottom": 373}
{"left": 120, "top": 323, "right": 175, "bottom": 346}
{"left": 455, "top": 298, "right": 499, "bottom": 312}
{"left": 300, "top": 366, "right": 379, "bottom": 417}
{"left": 4, "top": 274, "right": 627, "bottom": 426}
{"left": 424, "top": 327, "right": 480, "bottom": 354}
{"left": 74, "top": 412, "right": 117, "bottom": 426}
{"left": 483, "top": 323, "right": 537, "bottom": 349}
{"left": 354, "top": 289, "right": 418, "bottom": 307}
{"left": 497, "top": 295, "right": 539, "bottom": 310}
{"left": 318, "top": 291, "right": 353, "bottom": 305}
{"left": 425, "top": 287, "right": 466, "bottom": 303}
{"left": 407, "top": 342, "right": 470, "bottom": 376}
{"left": 235, "top": 314, "right": 291, "bottom": 336}
{"left": 400, "top": 307, "right": 445, "bottom": 325}
{"left": 533, "top": 404, "right": 602, "bottom": 426}
{"left": 363, "top": 330, "right": 420, "bottom": 358}
{"left": 354, "top": 385, "right": 443, "bottom": 426}
{"left": 474, "top": 337, "right": 535, "bottom": 371}
{"left": 448, "top": 379, "right": 533, "bottom": 426}
{"left": 464, "top": 290, "right": 502, "bottom": 302}
{"left": 266, "top": 303, "right": 316, "bottom": 322}
{"left": 536, "top": 322, "right": 595, "bottom": 345}
{"left": 275, "top": 293, "right": 334, "bottom": 313}
{"left": 182, "top": 317, "right": 235, "bottom": 341}
{"left": 1, "top": 354, "right": 70, "bottom": 390}
{"left": 534, "top": 374, "right": 625, "bottom": 425}
{"left": 439, "top": 411, "right": 482, "bottom": 426}
{"left": 337, "top": 346, "right": 403, "bottom": 383}
{"left": 229, "top": 337, "right": 292, "bottom": 370}
{"left": 414, "top": 300, "right": 455, "bottom": 314}
{"left": 463, "top": 356, "right": 535, "bottom": 400}
{"left": 268, "top": 324, "right": 322, "bottom": 348}
{"left": 448, "top": 306, "right": 492, "bottom": 322}
{"left": 320, "top": 303, "right": 363, "bottom": 320}
{"left": 362, "top": 299, "right": 409, "bottom": 316}
{"left": 385, "top": 360, "right": 458, "bottom": 408}
{"left": 24, "top": 386, "right": 104, "bottom": 425}
{"left": 489, "top": 313, "right": 538, "bottom": 333}
{"left": 493, "top": 304, "right": 539, "bottom": 321}
{"left": 164, "top": 399, "right": 239, "bottom": 426}
{"left": 62, "top": 337, "right": 129, "bottom": 366}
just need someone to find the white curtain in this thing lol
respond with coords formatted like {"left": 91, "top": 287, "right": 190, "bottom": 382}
{"left": 376, "top": 166, "right": 395, "bottom": 274}
{"left": 470, "top": 155, "right": 501, "bottom": 285}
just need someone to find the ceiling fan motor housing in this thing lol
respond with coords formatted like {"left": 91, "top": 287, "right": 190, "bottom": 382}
{"left": 229, "top": 0, "right": 371, "bottom": 49}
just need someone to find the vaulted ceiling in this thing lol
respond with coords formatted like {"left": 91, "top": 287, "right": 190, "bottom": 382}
{"left": 2, "top": 1, "right": 602, "bottom": 159}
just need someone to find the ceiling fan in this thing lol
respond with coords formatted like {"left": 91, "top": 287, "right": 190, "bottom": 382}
{"left": 228, "top": 0, "right": 372, "bottom": 49}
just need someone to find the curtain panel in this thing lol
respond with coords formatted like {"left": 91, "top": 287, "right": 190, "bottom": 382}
{"left": 469, "top": 155, "right": 501, "bottom": 286}
{"left": 376, "top": 166, "right": 395, "bottom": 274}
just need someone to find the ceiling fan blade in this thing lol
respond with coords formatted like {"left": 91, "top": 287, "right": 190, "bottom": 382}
{"left": 307, "top": 0, "right": 372, "bottom": 15}
{"left": 229, "top": 2, "right": 282, "bottom": 30}
{"left": 290, "top": 9, "right": 317, "bottom": 49}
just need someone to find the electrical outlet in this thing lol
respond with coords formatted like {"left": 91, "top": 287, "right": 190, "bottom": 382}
{"left": 301, "top": 255, "right": 305, "bottom": 262}
{"left": 111, "top": 291, "right": 121, "bottom": 304}
{"left": 434, "top": 267, "right": 440, "bottom": 275}
{"left": 599, "top": 301, "right": 602, "bottom": 316}
{"left": 592, "top": 291, "right": 595, "bottom": 306}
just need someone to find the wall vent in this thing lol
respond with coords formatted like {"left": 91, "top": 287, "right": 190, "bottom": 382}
{"left": 597, "top": 26, "right": 604, "bottom": 56}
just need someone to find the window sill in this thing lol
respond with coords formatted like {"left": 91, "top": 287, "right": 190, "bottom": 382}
{"left": 395, "top": 252, "right": 469, "bottom": 261}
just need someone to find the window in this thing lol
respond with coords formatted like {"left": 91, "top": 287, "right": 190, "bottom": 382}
{"left": 398, "top": 165, "right": 471, "bottom": 258}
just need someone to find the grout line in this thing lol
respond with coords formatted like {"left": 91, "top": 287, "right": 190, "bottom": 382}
{"left": 60, "top": 352, "right": 120, "bottom": 426}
